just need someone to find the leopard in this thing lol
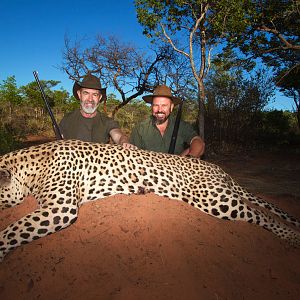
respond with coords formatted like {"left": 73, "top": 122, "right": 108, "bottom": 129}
{"left": 0, "top": 139, "right": 299, "bottom": 261}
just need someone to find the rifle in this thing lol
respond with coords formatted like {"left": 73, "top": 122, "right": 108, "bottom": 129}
{"left": 33, "top": 71, "right": 64, "bottom": 140}
{"left": 168, "top": 100, "right": 183, "bottom": 154}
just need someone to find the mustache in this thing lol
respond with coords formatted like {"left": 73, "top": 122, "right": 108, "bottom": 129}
{"left": 83, "top": 101, "right": 97, "bottom": 106}
{"left": 153, "top": 112, "right": 169, "bottom": 125}
{"left": 81, "top": 101, "right": 99, "bottom": 114}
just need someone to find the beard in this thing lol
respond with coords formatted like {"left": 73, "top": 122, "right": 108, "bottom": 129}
{"left": 153, "top": 112, "right": 169, "bottom": 125}
{"left": 81, "top": 101, "right": 99, "bottom": 114}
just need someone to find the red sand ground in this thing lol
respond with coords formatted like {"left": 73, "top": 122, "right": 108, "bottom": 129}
{"left": 1, "top": 151, "right": 300, "bottom": 300}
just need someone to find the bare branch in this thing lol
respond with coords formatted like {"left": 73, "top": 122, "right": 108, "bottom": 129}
{"left": 276, "top": 62, "right": 300, "bottom": 85}
{"left": 189, "top": 3, "right": 209, "bottom": 84}
{"left": 160, "top": 23, "right": 189, "bottom": 58}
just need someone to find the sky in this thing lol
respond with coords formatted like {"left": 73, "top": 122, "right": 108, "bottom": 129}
{"left": 0, "top": 0, "right": 295, "bottom": 111}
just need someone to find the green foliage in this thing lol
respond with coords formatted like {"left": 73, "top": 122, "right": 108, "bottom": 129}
{"left": 0, "top": 76, "right": 76, "bottom": 152}
{"left": 99, "top": 94, "right": 151, "bottom": 134}
{"left": 0, "top": 74, "right": 298, "bottom": 154}
{"left": 206, "top": 64, "right": 275, "bottom": 113}
{"left": 276, "top": 66, "right": 300, "bottom": 129}
{"left": 0, "top": 124, "right": 22, "bottom": 154}
{"left": 134, "top": 0, "right": 266, "bottom": 139}
{"left": 204, "top": 57, "right": 281, "bottom": 149}
{"left": 137, "top": 1, "right": 219, "bottom": 34}
{"left": 0, "top": 76, "right": 22, "bottom": 105}
{"left": 255, "top": 110, "right": 300, "bottom": 147}
{"left": 226, "top": 0, "right": 300, "bottom": 76}
{"left": 20, "top": 80, "right": 64, "bottom": 108}
{"left": 135, "top": 0, "right": 256, "bottom": 46}
{"left": 181, "top": 99, "right": 198, "bottom": 124}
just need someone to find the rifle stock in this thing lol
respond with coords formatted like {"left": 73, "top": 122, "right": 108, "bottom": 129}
{"left": 33, "top": 71, "right": 64, "bottom": 140}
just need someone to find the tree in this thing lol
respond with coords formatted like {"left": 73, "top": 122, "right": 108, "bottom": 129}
{"left": 205, "top": 56, "right": 275, "bottom": 146}
{"left": 20, "top": 80, "right": 61, "bottom": 105}
{"left": 61, "top": 35, "right": 169, "bottom": 117}
{"left": 135, "top": 0, "right": 250, "bottom": 138}
{"left": 52, "top": 89, "right": 73, "bottom": 111}
{"left": 20, "top": 80, "right": 62, "bottom": 119}
{"left": 226, "top": 0, "right": 300, "bottom": 102}
{"left": 104, "top": 95, "right": 151, "bottom": 133}
{"left": 0, "top": 76, "right": 22, "bottom": 123}
{"left": 233, "top": 0, "right": 300, "bottom": 63}
{"left": 276, "top": 66, "right": 300, "bottom": 129}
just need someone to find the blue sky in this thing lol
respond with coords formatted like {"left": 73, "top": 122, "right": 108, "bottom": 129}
{"left": 0, "top": 0, "right": 294, "bottom": 111}
{"left": 1, "top": 0, "right": 148, "bottom": 93}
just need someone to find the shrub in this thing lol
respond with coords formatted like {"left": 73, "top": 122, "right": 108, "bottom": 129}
{"left": 0, "top": 124, "right": 22, "bottom": 154}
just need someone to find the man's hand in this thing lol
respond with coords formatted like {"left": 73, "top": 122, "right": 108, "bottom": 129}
{"left": 180, "top": 136, "right": 205, "bottom": 158}
{"left": 110, "top": 128, "right": 138, "bottom": 150}
{"left": 121, "top": 143, "right": 138, "bottom": 150}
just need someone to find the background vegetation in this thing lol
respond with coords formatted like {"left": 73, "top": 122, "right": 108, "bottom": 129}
{"left": 1, "top": 0, "right": 299, "bottom": 155}
{"left": 0, "top": 73, "right": 298, "bottom": 156}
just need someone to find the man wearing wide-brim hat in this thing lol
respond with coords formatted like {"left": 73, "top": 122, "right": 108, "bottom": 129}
{"left": 130, "top": 85, "right": 205, "bottom": 158}
{"left": 59, "top": 73, "right": 135, "bottom": 148}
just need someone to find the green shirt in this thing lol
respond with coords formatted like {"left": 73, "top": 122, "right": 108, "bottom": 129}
{"left": 130, "top": 115, "right": 198, "bottom": 155}
{"left": 59, "top": 109, "right": 119, "bottom": 143}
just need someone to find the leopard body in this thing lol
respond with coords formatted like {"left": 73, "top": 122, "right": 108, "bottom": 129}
{"left": 0, "top": 139, "right": 299, "bottom": 261}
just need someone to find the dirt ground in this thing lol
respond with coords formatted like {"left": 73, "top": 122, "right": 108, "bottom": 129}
{"left": 1, "top": 148, "right": 300, "bottom": 300}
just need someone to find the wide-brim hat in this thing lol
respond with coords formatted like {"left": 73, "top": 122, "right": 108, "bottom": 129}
{"left": 142, "top": 84, "right": 182, "bottom": 105}
{"left": 73, "top": 73, "right": 107, "bottom": 101}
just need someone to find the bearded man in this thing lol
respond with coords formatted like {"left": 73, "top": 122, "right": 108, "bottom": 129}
{"left": 59, "top": 73, "right": 134, "bottom": 148}
{"left": 130, "top": 85, "right": 205, "bottom": 158}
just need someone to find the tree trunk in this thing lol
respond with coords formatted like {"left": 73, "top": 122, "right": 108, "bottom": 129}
{"left": 8, "top": 103, "right": 12, "bottom": 123}
{"left": 293, "top": 91, "right": 300, "bottom": 130}
{"left": 197, "top": 81, "right": 206, "bottom": 139}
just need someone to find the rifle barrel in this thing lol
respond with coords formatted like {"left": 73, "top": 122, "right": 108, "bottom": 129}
{"left": 33, "top": 71, "right": 63, "bottom": 140}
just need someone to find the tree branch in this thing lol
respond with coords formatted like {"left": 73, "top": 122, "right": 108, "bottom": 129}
{"left": 160, "top": 23, "right": 189, "bottom": 58}
{"left": 257, "top": 25, "right": 300, "bottom": 50}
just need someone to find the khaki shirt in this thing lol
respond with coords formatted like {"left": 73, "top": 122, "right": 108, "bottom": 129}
{"left": 130, "top": 115, "right": 198, "bottom": 155}
{"left": 59, "top": 109, "right": 119, "bottom": 143}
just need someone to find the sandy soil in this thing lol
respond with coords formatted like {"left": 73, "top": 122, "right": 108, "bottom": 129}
{"left": 1, "top": 150, "right": 300, "bottom": 300}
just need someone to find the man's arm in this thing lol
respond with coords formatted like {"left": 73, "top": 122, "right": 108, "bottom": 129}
{"left": 180, "top": 136, "right": 205, "bottom": 158}
{"left": 110, "top": 128, "right": 137, "bottom": 149}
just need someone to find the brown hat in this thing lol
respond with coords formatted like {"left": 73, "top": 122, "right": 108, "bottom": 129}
{"left": 142, "top": 85, "right": 182, "bottom": 105}
{"left": 73, "top": 73, "right": 107, "bottom": 101}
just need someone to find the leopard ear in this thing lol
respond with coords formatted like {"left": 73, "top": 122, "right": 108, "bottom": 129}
{"left": 0, "top": 169, "right": 11, "bottom": 185}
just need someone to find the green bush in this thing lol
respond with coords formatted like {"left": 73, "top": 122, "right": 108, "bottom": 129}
{"left": 254, "top": 110, "right": 299, "bottom": 147}
{"left": 0, "top": 124, "right": 22, "bottom": 154}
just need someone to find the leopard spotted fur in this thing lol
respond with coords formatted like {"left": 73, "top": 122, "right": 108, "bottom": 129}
{"left": 0, "top": 139, "right": 299, "bottom": 261}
